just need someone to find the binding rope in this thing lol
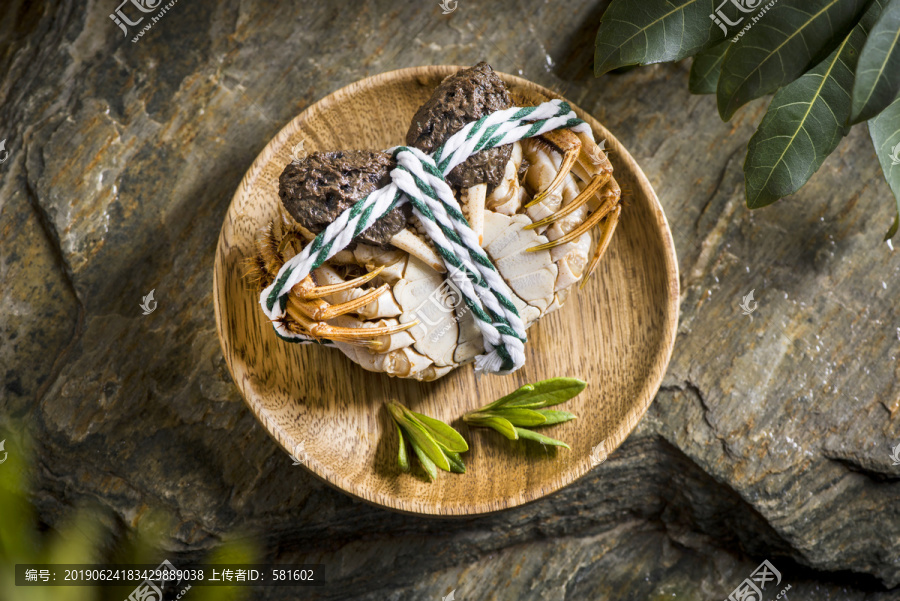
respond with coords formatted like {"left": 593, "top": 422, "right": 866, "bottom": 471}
{"left": 260, "top": 99, "right": 593, "bottom": 375}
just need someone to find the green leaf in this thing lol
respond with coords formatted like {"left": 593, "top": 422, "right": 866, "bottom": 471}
{"left": 690, "top": 42, "right": 729, "bottom": 95}
{"left": 404, "top": 420, "right": 452, "bottom": 472}
{"left": 396, "top": 423, "right": 410, "bottom": 472}
{"left": 502, "top": 377, "right": 587, "bottom": 408}
{"left": 410, "top": 439, "right": 438, "bottom": 481}
{"left": 852, "top": 0, "right": 900, "bottom": 123}
{"left": 465, "top": 414, "right": 519, "bottom": 440}
{"left": 717, "top": 0, "right": 872, "bottom": 121}
{"left": 387, "top": 403, "right": 450, "bottom": 472}
{"left": 743, "top": 0, "right": 886, "bottom": 208}
{"left": 406, "top": 408, "right": 468, "bottom": 453}
{"left": 481, "top": 378, "right": 585, "bottom": 410}
{"left": 481, "top": 383, "right": 535, "bottom": 410}
{"left": 491, "top": 408, "right": 548, "bottom": 427}
{"left": 868, "top": 95, "right": 900, "bottom": 238}
{"left": 534, "top": 410, "right": 578, "bottom": 425}
{"left": 443, "top": 450, "right": 466, "bottom": 474}
{"left": 513, "top": 428, "right": 571, "bottom": 449}
{"left": 594, "top": 0, "right": 727, "bottom": 77}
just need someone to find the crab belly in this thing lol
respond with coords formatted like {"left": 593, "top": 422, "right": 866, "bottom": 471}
{"left": 322, "top": 140, "right": 604, "bottom": 380}
{"left": 436, "top": 209, "right": 555, "bottom": 368}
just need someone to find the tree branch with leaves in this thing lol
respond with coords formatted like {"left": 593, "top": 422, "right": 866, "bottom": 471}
{"left": 595, "top": 0, "right": 900, "bottom": 238}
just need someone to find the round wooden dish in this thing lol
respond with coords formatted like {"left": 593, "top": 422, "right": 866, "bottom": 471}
{"left": 214, "top": 66, "right": 679, "bottom": 516}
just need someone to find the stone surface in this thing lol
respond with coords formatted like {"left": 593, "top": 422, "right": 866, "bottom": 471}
{"left": 1, "top": 0, "right": 899, "bottom": 599}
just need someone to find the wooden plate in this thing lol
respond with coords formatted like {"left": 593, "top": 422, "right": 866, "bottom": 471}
{"left": 213, "top": 66, "right": 679, "bottom": 516}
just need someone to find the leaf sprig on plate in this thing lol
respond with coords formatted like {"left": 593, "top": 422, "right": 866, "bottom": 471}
{"left": 462, "top": 378, "right": 586, "bottom": 449}
{"left": 387, "top": 401, "right": 468, "bottom": 481}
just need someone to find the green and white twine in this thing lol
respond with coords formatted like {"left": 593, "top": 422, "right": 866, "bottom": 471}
{"left": 260, "top": 98, "right": 593, "bottom": 375}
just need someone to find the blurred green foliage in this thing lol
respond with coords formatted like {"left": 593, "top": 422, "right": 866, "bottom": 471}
{"left": 0, "top": 427, "right": 257, "bottom": 601}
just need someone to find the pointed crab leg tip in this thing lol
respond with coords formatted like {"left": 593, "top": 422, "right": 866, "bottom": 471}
{"left": 396, "top": 319, "right": 419, "bottom": 333}
{"left": 524, "top": 192, "right": 549, "bottom": 209}
{"left": 310, "top": 283, "right": 391, "bottom": 319}
{"left": 581, "top": 205, "right": 622, "bottom": 282}
{"left": 526, "top": 173, "right": 610, "bottom": 230}
{"left": 525, "top": 150, "right": 578, "bottom": 209}
{"left": 527, "top": 197, "right": 618, "bottom": 252}
{"left": 299, "top": 265, "right": 386, "bottom": 300}
{"left": 578, "top": 268, "right": 597, "bottom": 290}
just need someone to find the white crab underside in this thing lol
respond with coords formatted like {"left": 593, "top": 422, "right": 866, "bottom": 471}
{"left": 308, "top": 139, "right": 613, "bottom": 382}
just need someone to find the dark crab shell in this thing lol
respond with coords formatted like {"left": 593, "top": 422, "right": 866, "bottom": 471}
{"left": 405, "top": 62, "right": 512, "bottom": 190}
{"left": 278, "top": 150, "right": 409, "bottom": 248}
{"left": 278, "top": 63, "right": 513, "bottom": 248}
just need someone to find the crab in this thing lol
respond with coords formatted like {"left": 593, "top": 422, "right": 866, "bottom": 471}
{"left": 249, "top": 63, "right": 622, "bottom": 381}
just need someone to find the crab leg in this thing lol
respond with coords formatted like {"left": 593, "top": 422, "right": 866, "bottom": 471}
{"left": 464, "top": 183, "right": 487, "bottom": 245}
{"left": 581, "top": 205, "right": 621, "bottom": 287}
{"left": 525, "top": 129, "right": 580, "bottom": 208}
{"left": 389, "top": 228, "right": 445, "bottom": 273}
{"left": 526, "top": 195, "right": 618, "bottom": 252}
{"left": 283, "top": 296, "right": 418, "bottom": 344}
{"left": 487, "top": 142, "right": 524, "bottom": 216}
{"left": 292, "top": 283, "right": 393, "bottom": 320}
{"left": 575, "top": 130, "right": 611, "bottom": 166}
{"left": 308, "top": 319, "right": 418, "bottom": 342}
{"left": 295, "top": 265, "right": 386, "bottom": 299}
{"left": 313, "top": 264, "right": 403, "bottom": 319}
{"left": 524, "top": 171, "right": 611, "bottom": 230}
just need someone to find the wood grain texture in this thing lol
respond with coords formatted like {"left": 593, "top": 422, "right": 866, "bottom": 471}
{"left": 213, "top": 66, "right": 679, "bottom": 515}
